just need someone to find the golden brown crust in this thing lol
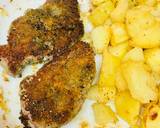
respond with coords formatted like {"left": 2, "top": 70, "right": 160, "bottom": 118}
{"left": 19, "top": 42, "right": 95, "bottom": 128}
{"left": 0, "top": 0, "right": 84, "bottom": 76}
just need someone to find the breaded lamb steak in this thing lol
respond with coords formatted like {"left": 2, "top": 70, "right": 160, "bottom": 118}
{"left": 19, "top": 42, "right": 95, "bottom": 128}
{"left": 0, "top": 0, "right": 83, "bottom": 76}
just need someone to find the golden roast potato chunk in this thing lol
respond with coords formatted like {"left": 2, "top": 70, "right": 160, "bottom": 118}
{"left": 89, "top": 1, "right": 114, "bottom": 26}
{"left": 121, "top": 61, "right": 158, "bottom": 103}
{"left": 122, "top": 47, "right": 144, "bottom": 62}
{"left": 144, "top": 48, "right": 160, "bottom": 73}
{"left": 115, "top": 91, "right": 141, "bottom": 125}
{"left": 126, "top": 6, "right": 160, "bottom": 48}
{"left": 92, "top": 103, "right": 117, "bottom": 126}
{"left": 91, "top": 26, "right": 110, "bottom": 53}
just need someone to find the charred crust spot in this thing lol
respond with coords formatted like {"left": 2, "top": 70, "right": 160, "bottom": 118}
{"left": 19, "top": 111, "right": 31, "bottom": 128}
{"left": 150, "top": 112, "right": 158, "bottom": 120}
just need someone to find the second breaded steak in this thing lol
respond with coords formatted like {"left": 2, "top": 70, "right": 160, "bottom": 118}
{"left": 19, "top": 42, "right": 95, "bottom": 128}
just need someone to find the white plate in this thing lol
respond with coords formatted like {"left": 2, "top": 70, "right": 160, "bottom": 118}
{"left": 0, "top": 1, "right": 129, "bottom": 128}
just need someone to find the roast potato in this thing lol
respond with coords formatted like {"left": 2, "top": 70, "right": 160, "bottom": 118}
{"left": 144, "top": 48, "right": 160, "bottom": 73}
{"left": 89, "top": 1, "right": 114, "bottom": 26}
{"left": 115, "top": 67, "right": 128, "bottom": 92}
{"left": 91, "top": 26, "right": 110, "bottom": 53}
{"left": 109, "top": 42, "right": 130, "bottom": 59}
{"left": 122, "top": 47, "right": 144, "bottom": 62}
{"left": 126, "top": 6, "right": 160, "bottom": 48}
{"left": 115, "top": 91, "right": 141, "bottom": 125}
{"left": 111, "top": 23, "right": 129, "bottom": 46}
{"left": 92, "top": 103, "right": 117, "bottom": 126}
{"left": 98, "top": 49, "right": 120, "bottom": 100}
{"left": 121, "top": 61, "right": 158, "bottom": 103}
{"left": 111, "top": 0, "right": 129, "bottom": 22}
